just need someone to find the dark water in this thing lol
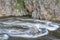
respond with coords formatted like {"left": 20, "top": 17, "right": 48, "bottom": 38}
{"left": 0, "top": 17, "right": 60, "bottom": 40}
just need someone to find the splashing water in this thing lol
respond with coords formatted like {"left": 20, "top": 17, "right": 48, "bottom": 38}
{"left": 0, "top": 17, "right": 59, "bottom": 39}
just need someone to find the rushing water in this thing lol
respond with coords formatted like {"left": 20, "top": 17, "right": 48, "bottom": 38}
{"left": 0, "top": 17, "right": 60, "bottom": 40}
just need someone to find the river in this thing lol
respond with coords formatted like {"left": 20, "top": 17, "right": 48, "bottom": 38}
{"left": 0, "top": 17, "right": 60, "bottom": 40}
